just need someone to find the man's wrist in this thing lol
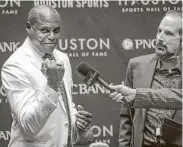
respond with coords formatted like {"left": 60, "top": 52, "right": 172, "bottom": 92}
{"left": 47, "top": 81, "right": 60, "bottom": 92}
{"left": 126, "top": 88, "right": 136, "bottom": 102}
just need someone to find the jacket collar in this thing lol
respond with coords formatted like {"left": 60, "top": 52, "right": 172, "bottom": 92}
{"left": 23, "top": 37, "right": 57, "bottom": 70}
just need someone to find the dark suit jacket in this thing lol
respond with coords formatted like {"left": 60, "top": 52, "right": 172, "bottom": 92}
{"left": 119, "top": 53, "right": 182, "bottom": 147}
{"left": 133, "top": 88, "right": 182, "bottom": 110}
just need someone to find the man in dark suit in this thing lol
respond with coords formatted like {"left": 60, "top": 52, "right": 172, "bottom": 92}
{"left": 114, "top": 10, "right": 182, "bottom": 147}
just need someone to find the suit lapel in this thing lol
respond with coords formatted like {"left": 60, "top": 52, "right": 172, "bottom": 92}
{"left": 136, "top": 54, "right": 158, "bottom": 124}
{"left": 23, "top": 38, "right": 43, "bottom": 71}
{"left": 137, "top": 55, "right": 158, "bottom": 88}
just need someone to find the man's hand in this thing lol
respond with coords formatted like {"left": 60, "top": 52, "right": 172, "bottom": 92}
{"left": 109, "top": 85, "right": 136, "bottom": 102}
{"left": 42, "top": 59, "right": 65, "bottom": 91}
{"left": 75, "top": 105, "right": 92, "bottom": 130}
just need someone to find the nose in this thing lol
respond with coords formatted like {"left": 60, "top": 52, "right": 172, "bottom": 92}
{"left": 47, "top": 31, "right": 55, "bottom": 41}
{"left": 157, "top": 31, "right": 164, "bottom": 41}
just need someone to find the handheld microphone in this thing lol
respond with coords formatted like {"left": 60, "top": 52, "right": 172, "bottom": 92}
{"left": 77, "top": 62, "right": 115, "bottom": 93}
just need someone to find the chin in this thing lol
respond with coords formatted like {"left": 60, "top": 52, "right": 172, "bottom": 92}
{"left": 45, "top": 47, "right": 55, "bottom": 53}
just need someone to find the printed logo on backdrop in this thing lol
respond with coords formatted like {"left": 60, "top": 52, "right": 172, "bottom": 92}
{"left": 90, "top": 142, "right": 109, "bottom": 147}
{"left": 122, "top": 38, "right": 156, "bottom": 50}
{"left": 58, "top": 38, "right": 110, "bottom": 58}
{"left": 0, "top": 42, "right": 20, "bottom": 52}
{"left": 0, "top": 85, "right": 8, "bottom": 104}
{"left": 91, "top": 125, "right": 113, "bottom": 145}
{"left": 34, "top": 0, "right": 109, "bottom": 8}
{"left": 73, "top": 83, "right": 109, "bottom": 95}
{"left": 0, "top": 130, "right": 10, "bottom": 140}
{"left": 118, "top": 0, "right": 182, "bottom": 13}
{"left": 73, "top": 81, "right": 124, "bottom": 95}
{"left": 0, "top": 0, "right": 21, "bottom": 15}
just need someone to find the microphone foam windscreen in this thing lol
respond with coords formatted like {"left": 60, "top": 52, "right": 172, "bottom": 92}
{"left": 77, "top": 62, "right": 92, "bottom": 76}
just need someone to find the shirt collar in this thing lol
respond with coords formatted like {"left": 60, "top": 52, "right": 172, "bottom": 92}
{"left": 156, "top": 57, "right": 182, "bottom": 73}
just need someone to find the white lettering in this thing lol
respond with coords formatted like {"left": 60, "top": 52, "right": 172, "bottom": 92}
{"left": 34, "top": 0, "right": 108, "bottom": 8}
{"left": 0, "top": 131, "right": 11, "bottom": 140}
{"left": 91, "top": 125, "right": 113, "bottom": 137}
{"left": 135, "top": 39, "right": 156, "bottom": 49}
{"left": 0, "top": 42, "right": 20, "bottom": 52}
{"left": 0, "top": 0, "right": 20, "bottom": 8}
{"left": 118, "top": 0, "right": 180, "bottom": 6}
{"left": 169, "top": 0, "right": 180, "bottom": 4}
{"left": 92, "top": 126, "right": 101, "bottom": 137}
{"left": 103, "top": 125, "right": 113, "bottom": 137}
{"left": 152, "top": 0, "right": 159, "bottom": 5}
{"left": 141, "top": 0, "right": 149, "bottom": 5}
{"left": 72, "top": 83, "right": 109, "bottom": 95}
{"left": 87, "top": 38, "right": 98, "bottom": 50}
{"left": 59, "top": 38, "right": 110, "bottom": 51}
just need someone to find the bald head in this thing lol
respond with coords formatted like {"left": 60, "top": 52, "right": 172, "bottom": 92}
{"left": 28, "top": 5, "right": 60, "bottom": 26}
{"left": 26, "top": 5, "right": 62, "bottom": 53}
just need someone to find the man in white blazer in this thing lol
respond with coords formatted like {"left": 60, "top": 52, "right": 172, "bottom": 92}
{"left": 1, "top": 5, "right": 93, "bottom": 147}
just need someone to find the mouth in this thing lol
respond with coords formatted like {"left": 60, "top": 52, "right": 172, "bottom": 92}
{"left": 44, "top": 43, "right": 56, "bottom": 46}
{"left": 156, "top": 42, "right": 167, "bottom": 51}
{"left": 156, "top": 45, "right": 166, "bottom": 51}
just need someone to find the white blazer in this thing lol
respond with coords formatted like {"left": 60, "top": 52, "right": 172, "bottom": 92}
{"left": 1, "top": 38, "right": 87, "bottom": 147}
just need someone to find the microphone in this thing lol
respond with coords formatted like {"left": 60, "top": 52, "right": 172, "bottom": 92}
{"left": 77, "top": 62, "right": 115, "bottom": 92}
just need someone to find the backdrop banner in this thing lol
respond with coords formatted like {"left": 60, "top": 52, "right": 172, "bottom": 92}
{"left": 0, "top": 1, "right": 182, "bottom": 147}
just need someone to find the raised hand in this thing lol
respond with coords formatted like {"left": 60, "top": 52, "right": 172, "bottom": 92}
{"left": 42, "top": 59, "right": 65, "bottom": 91}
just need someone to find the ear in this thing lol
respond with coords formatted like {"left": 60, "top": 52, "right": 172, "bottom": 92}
{"left": 25, "top": 22, "right": 31, "bottom": 33}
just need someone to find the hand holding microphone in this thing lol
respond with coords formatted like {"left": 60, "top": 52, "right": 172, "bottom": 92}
{"left": 77, "top": 62, "right": 135, "bottom": 103}
{"left": 109, "top": 85, "right": 136, "bottom": 103}
{"left": 42, "top": 59, "right": 65, "bottom": 91}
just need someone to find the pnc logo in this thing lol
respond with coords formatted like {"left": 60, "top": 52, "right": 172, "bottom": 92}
{"left": 122, "top": 38, "right": 133, "bottom": 50}
{"left": 122, "top": 38, "right": 156, "bottom": 50}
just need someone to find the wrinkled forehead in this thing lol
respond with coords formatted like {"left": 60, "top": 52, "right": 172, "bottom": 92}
{"left": 37, "top": 10, "right": 61, "bottom": 23}
{"left": 159, "top": 15, "right": 182, "bottom": 33}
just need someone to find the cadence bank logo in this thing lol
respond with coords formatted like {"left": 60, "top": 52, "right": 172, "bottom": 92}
{"left": 0, "top": 42, "right": 20, "bottom": 52}
{"left": 91, "top": 125, "right": 113, "bottom": 145}
{"left": 34, "top": 0, "right": 109, "bottom": 8}
{"left": 58, "top": 38, "right": 110, "bottom": 58}
{"left": 72, "top": 83, "right": 110, "bottom": 95}
{"left": 73, "top": 81, "right": 124, "bottom": 95}
{"left": 0, "top": 0, "right": 21, "bottom": 15}
{"left": 118, "top": 0, "right": 182, "bottom": 13}
{"left": 122, "top": 38, "right": 156, "bottom": 50}
{"left": 0, "top": 130, "right": 11, "bottom": 140}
